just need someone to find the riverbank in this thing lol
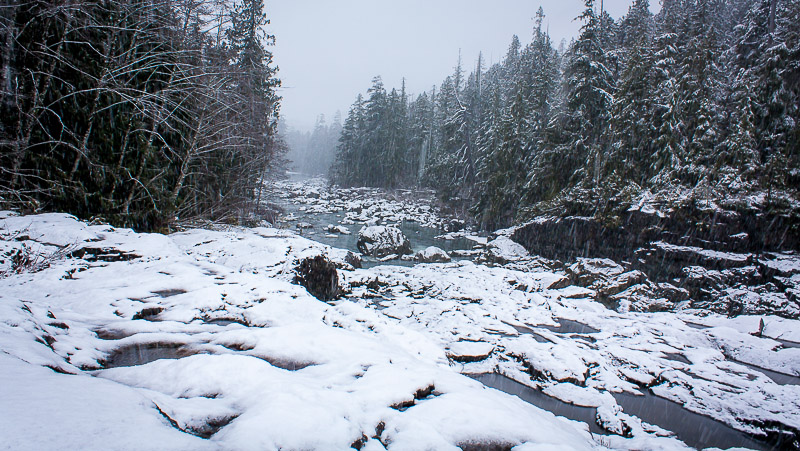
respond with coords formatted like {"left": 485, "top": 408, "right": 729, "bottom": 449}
{"left": 2, "top": 192, "right": 799, "bottom": 449}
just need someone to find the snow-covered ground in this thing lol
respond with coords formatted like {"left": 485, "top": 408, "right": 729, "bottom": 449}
{"left": 2, "top": 202, "right": 799, "bottom": 449}
{"left": 0, "top": 211, "right": 600, "bottom": 450}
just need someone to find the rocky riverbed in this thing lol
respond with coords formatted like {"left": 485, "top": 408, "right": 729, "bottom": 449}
{"left": 2, "top": 179, "right": 799, "bottom": 450}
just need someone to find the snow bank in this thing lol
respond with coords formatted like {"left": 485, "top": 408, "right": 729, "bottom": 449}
{"left": 1, "top": 213, "right": 602, "bottom": 450}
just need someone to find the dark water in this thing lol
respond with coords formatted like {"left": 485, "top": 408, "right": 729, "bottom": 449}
{"left": 613, "top": 391, "right": 777, "bottom": 451}
{"left": 206, "top": 318, "right": 248, "bottom": 327}
{"left": 469, "top": 373, "right": 607, "bottom": 435}
{"left": 151, "top": 289, "right": 187, "bottom": 298}
{"left": 104, "top": 343, "right": 199, "bottom": 368}
{"left": 279, "top": 197, "right": 477, "bottom": 268}
{"left": 683, "top": 321, "right": 800, "bottom": 385}
{"left": 504, "top": 318, "right": 599, "bottom": 340}
{"left": 779, "top": 339, "right": 800, "bottom": 349}
{"left": 538, "top": 318, "right": 600, "bottom": 335}
{"left": 105, "top": 341, "right": 314, "bottom": 372}
{"left": 663, "top": 352, "right": 692, "bottom": 364}
{"left": 472, "top": 373, "right": 779, "bottom": 451}
{"left": 734, "top": 360, "right": 800, "bottom": 386}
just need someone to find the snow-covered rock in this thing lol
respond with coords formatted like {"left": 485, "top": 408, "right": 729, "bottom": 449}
{"left": 483, "top": 236, "right": 529, "bottom": 264}
{"left": 447, "top": 341, "right": 494, "bottom": 362}
{"left": 415, "top": 246, "right": 451, "bottom": 263}
{"left": 325, "top": 224, "right": 351, "bottom": 235}
{"left": 0, "top": 213, "right": 605, "bottom": 450}
{"left": 356, "top": 226, "right": 412, "bottom": 258}
{"left": 4, "top": 210, "right": 800, "bottom": 450}
{"left": 567, "top": 258, "right": 626, "bottom": 287}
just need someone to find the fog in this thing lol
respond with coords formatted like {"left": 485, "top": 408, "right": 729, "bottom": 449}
{"left": 268, "top": 0, "right": 660, "bottom": 132}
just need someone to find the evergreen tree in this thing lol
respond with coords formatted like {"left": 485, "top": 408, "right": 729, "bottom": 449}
{"left": 562, "top": 0, "right": 615, "bottom": 188}
{"left": 327, "top": 0, "right": 798, "bottom": 230}
{"left": 608, "top": 0, "right": 656, "bottom": 185}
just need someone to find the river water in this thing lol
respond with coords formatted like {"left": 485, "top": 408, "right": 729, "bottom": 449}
{"left": 472, "top": 373, "right": 781, "bottom": 451}
{"left": 271, "top": 176, "right": 796, "bottom": 450}
{"left": 274, "top": 188, "right": 478, "bottom": 268}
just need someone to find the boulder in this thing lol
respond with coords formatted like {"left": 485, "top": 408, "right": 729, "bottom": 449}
{"left": 344, "top": 251, "right": 362, "bottom": 269}
{"left": 446, "top": 341, "right": 494, "bottom": 362}
{"left": 484, "top": 236, "right": 529, "bottom": 264}
{"left": 293, "top": 255, "right": 340, "bottom": 301}
{"left": 444, "top": 219, "right": 465, "bottom": 233}
{"left": 326, "top": 224, "right": 351, "bottom": 235}
{"left": 566, "top": 258, "right": 626, "bottom": 288}
{"left": 357, "top": 226, "right": 412, "bottom": 258}
{"left": 597, "top": 270, "right": 648, "bottom": 298}
{"left": 655, "top": 282, "right": 690, "bottom": 303}
{"left": 611, "top": 284, "right": 672, "bottom": 313}
{"left": 415, "top": 246, "right": 451, "bottom": 263}
{"left": 546, "top": 275, "right": 572, "bottom": 290}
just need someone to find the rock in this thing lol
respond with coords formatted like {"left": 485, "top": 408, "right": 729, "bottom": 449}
{"left": 132, "top": 307, "right": 164, "bottom": 320}
{"left": 566, "top": 258, "right": 626, "bottom": 288}
{"left": 293, "top": 255, "right": 340, "bottom": 301}
{"left": 596, "top": 404, "right": 633, "bottom": 437}
{"left": 356, "top": 226, "right": 412, "bottom": 258}
{"left": 447, "top": 341, "right": 494, "bottom": 362}
{"left": 682, "top": 265, "right": 764, "bottom": 303}
{"left": 635, "top": 241, "right": 753, "bottom": 281}
{"left": 444, "top": 219, "right": 465, "bottom": 233}
{"left": 656, "top": 282, "right": 690, "bottom": 303}
{"left": 325, "top": 224, "right": 351, "bottom": 235}
{"left": 511, "top": 204, "right": 800, "bottom": 262}
{"left": 296, "top": 222, "right": 313, "bottom": 229}
{"left": 547, "top": 275, "right": 571, "bottom": 290}
{"left": 718, "top": 287, "right": 799, "bottom": 318}
{"left": 566, "top": 259, "right": 656, "bottom": 307}
{"left": 507, "top": 206, "right": 800, "bottom": 319}
{"left": 451, "top": 249, "right": 481, "bottom": 257}
{"left": 484, "top": 236, "right": 529, "bottom": 264}
{"left": 344, "top": 251, "right": 362, "bottom": 269}
{"left": 415, "top": 246, "right": 451, "bottom": 263}
{"left": 597, "top": 270, "right": 648, "bottom": 298}
{"left": 759, "top": 252, "right": 800, "bottom": 278}
{"left": 611, "top": 284, "right": 672, "bottom": 313}
{"left": 378, "top": 254, "right": 398, "bottom": 262}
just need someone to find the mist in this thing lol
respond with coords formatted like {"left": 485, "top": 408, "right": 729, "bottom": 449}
{"left": 268, "top": 0, "right": 659, "bottom": 133}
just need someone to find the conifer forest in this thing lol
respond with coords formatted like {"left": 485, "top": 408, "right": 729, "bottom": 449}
{"left": 3, "top": 1, "right": 800, "bottom": 450}
{"left": 331, "top": 0, "right": 799, "bottom": 230}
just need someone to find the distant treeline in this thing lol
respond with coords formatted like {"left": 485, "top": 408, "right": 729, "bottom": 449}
{"left": 283, "top": 114, "right": 342, "bottom": 176}
{"left": 330, "top": 0, "right": 800, "bottom": 230}
{"left": 0, "top": 0, "right": 283, "bottom": 231}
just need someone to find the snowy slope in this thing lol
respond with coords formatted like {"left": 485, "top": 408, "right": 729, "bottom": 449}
{"left": 0, "top": 211, "right": 600, "bottom": 450}
{"left": 2, "top": 210, "right": 799, "bottom": 450}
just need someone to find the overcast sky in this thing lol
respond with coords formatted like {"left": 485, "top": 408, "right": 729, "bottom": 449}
{"left": 267, "top": 1, "right": 659, "bottom": 132}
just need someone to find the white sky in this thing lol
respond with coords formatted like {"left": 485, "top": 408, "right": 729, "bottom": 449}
{"left": 267, "top": 0, "right": 660, "bottom": 131}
